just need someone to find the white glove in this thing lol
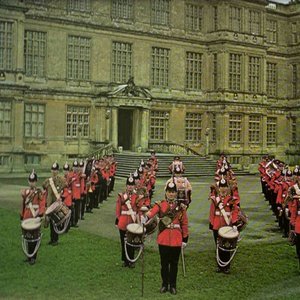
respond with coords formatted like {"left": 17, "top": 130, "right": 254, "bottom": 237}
{"left": 141, "top": 215, "right": 148, "bottom": 225}
{"left": 232, "top": 225, "right": 238, "bottom": 232}
{"left": 182, "top": 242, "right": 187, "bottom": 249}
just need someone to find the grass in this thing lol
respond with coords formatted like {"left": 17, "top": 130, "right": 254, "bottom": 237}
{"left": 1, "top": 176, "right": 300, "bottom": 299}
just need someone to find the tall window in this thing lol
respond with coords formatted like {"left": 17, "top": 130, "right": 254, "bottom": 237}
{"left": 151, "top": 47, "right": 169, "bottom": 87}
{"left": 185, "top": 3, "right": 202, "bottom": 32}
{"left": 0, "top": 21, "right": 13, "bottom": 70}
{"left": 266, "top": 19, "right": 277, "bottom": 44}
{"left": 0, "top": 155, "right": 10, "bottom": 166}
{"left": 266, "top": 62, "right": 277, "bottom": 97}
{"left": 67, "top": 35, "right": 91, "bottom": 80}
{"left": 211, "top": 113, "right": 216, "bottom": 142}
{"left": 111, "top": 0, "right": 133, "bottom": 20}
{"left": 229, "top": 6, "right": 242, "bottom": 32}
{"left": 112, "top": 41, "right": 132, "bottom": 83}
{"left": 151, "top": 0, "right": 170, "bottom": 26}
{"left": 213, "top": 53, "right": 218, "bottom": 90}
{"left": 292, "top": 22, "right": 298, "bottom": 44}
{"left": 267, "top": 117, "right": 277, "bottom": 145}
{"left": 25, "top": 155, "right": 41, "bottom": 165}
{"left": 213, "top": 6, "right": 218, "bottom": 31}
{"left": 185, "top": 112, "right": 201, "bottom": 142}
{"left": 0, "top": 101, "right": 11, "bottom": 137}
{"left": 229, "top": 53, "right": 242, "bottom": 91}
{"left": 24, "top": 104, "right": 45, "bottom": 138}
{"left": 186, "top": 52, "right": 202, "bottom": 90}
{"left": 229, "top": 114, "right": 242, "bottom": 143}
{"left": 66, "top": 106, "right": 90, "bottom": 138}
{"left": 248, "top": 56, "right": 261, "bottom": 93}
{"left": 249, "top": 10, "right": 261, "bottom": 35}
{"left": 292, "top": 64, "right": 298, "bottom": 98}
{"left": 68, "top": 0, "right": 90, "bottom": 12}
{"left": 150, "top": 110, "right": 168, "bottom": 140}
{"left": 249, "top": 115, "right": 260, "bottom": 144}
{"left": 24, "top": 31, "right": 46, "bottom": 77}
{"left": 291, "top": 117, "right": 297, "bottom": 143}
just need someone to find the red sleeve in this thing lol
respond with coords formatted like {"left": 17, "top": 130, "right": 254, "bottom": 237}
{"left": 147, "top": 202, "right": 161, "bottom": 219}
{"left": 290, "top": 200, "right": 297, "bottom": 226}
{"left": 115, "top": 194, "right": 122, "bottom": 219}
{"left": 180, "top": 210, "right": 189, "bottom": 238}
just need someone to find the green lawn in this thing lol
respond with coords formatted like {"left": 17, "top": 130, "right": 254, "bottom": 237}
{"left": 0, "top": 177, "right": 300, "bottom": 299}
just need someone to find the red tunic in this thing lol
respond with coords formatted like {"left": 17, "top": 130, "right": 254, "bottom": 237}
{"left": 147, "top": 200, "right": 189, "bottom": 247}
{"left": 209, "top": 193, "right": 239, "bottom": 231}
{"left": 70, "top": 171, "right": 81, "bottom": 200}
{"left": 20, "top": 187, "right": 45, "bottom": 220}
{"left": 115, "top": 192, "right": 138, "bottom": 231}
{"left": 290, "top": 198, "right": 300, "bottom": 234}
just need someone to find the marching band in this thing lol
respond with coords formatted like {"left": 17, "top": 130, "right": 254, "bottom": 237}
{"left": 21, "top": 150, "right": 300, "bottom": 294}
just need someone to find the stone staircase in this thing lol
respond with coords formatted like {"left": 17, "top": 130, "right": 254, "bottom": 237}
{"left": 115, "top": 152, "right": 212, "bottom": 178}
{"left": 114, "top": 152, "right": 249, "bottom": 178}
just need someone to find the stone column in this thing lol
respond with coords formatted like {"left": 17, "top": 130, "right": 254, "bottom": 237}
{"left": 140, "top": 109, "right": 149, "bottom": 151}
{"left": 111, "top": 107, "right": 118, "bottom": 148}
{"left": 12, "top": 98, "right": 25, "bottom": 172}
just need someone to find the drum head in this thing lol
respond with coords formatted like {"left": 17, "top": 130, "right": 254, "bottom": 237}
{"left": 218, "top": 226, "right": 239, "bottom": 239}
{"left": 127, "top": 223, "right": 145, "bottom": 235}
{"left": 45, "top": 201, "right": 60, "bottom": 215}
{"left": 21, "top": 218, "right": 41, "bottom": 230}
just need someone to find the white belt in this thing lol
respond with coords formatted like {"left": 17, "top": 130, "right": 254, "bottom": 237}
{"left": 297, "top": 211, "right": 300, "bottom": 216}
{"left": 215, "top": 211, "right": 231, "bottom": 216}
{"left": 75, "top": 184, "right": 80, "bottom": 187}
{"left": 26, "top": 204, "right": 39, "bottom": 209}
{"left": 121, "top": 211, "right": 137, "bottom": 216}
{"left": 166, "top": 224, "right": 181, "bottom": 229}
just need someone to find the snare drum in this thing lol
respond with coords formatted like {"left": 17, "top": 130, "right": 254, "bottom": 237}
{"left": 218, "top": 226, "right": 239, "bottom": 250}
{"left": 126, "top": 223, "right": 145, "bottom": 246}
{"left": 144, "top": 216, "right": 158, "bottom": 236}
{"left": 21, "top": 218, "right": 41, "bottom": 240}
{"left": 45, "top": 201, "right": 70, "bottom": 226}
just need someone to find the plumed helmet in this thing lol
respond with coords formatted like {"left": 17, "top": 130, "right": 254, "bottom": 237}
{"left": 63, "top": 162, "right": 70, "bottom": 171}
{"left": 165, "top": 181, "right": 177, "bottom": 192}
{"left": 79, "top": 160, "right": 84, "bottom": 167}
{"left": 28, "top": 169, "right": 37, "bottom": 182}
{"left": 133, "top": 170, "right": 140, "bottom": 180}
{"left": 51, "top": 161, "right": 59, "bottom": 171}
{"left": 126, "top": 174, "right": 135, "bottom": 186}
{"left": 73, "top": 159, "right": 79, "bottom": 167}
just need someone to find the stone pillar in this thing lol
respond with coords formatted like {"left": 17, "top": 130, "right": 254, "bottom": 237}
{"left": 140, "top": 109, "right": 149, "bottom": 151}
{"left": 111, "top": 107, "right": 118, "bottom": 148}
{"left": 12, "top": 98, "right": 25, "bottom": 172}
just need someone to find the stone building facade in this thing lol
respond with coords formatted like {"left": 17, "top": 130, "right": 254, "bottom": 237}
{"left": 0, "top": 0, "right": 299, "bottom": 172}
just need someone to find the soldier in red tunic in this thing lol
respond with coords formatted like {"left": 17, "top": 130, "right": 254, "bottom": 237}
{"left": 146, "top": 181, "right": 189, "bottom": 295}
{"left": 62, "top": 162, "right": 72, "bottom": 232}
{"left": 115, "top": 175, "right": 138, "bottom": 268}
{"left": 70, "top": 160, "right": 81, "bottom": 227}
{"left": 209, "top": 178, "right": 239, "bottom": 274}
{"left": 20, "top": 170, "right": 45, "bottom": 264}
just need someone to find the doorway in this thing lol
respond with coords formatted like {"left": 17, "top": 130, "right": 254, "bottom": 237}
{"left": 118, "top": 108, "right": 133, "bottom": 150}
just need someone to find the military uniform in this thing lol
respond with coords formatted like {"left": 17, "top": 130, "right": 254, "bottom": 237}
{"left": 20, "top": 171, "right": 45, "bottom": 264}
{"left": 43, "top": 162, "right": 66, "bottom": 245}
{"left": 146, "top": 182, "right": 189, "bottom": 295}
{"left": 115, "top": 176, "right": 138, "bottom": 267}
{"left": 209, "top": 179, "right": 239, "bottom": 273}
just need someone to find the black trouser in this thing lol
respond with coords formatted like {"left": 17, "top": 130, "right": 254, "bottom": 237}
{"left": 100, "top": 182, "right": 107, "bottom": 202}
{"left": 94, "top": 186, "right": 100, "bottom": 207}
{"left": 66, "top": 205, "right": 72, "bottom": 232}
{"left": 158, "top": 245, "right": 181, "bottom": 289}
{"left": 119, "top": 229, "right": 134, "bottom": 265}
{"left": 86, "top": 192, "right": 94, "bottom": 212}
{"left": 110, "top": 176, "right": 115, "bottom": 192}
{"left": 27, "top": 240, "right": 38, "bottom": 260}
{"left": 213, "top": 230, "right": 230, "bottom": 270}
{"left": 50, "top": 221, "right": 58, "bottom": 242}
{"left": 73, "top": 199, "right": 81, "bottom": 225}
{"left": 296, "top": 233, "right": 300, "bottom": 259}
{"left": 81, "top": 195, "right": 86, "bottom": 218}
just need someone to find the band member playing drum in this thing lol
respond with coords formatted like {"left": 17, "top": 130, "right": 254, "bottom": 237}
{"left": 209, "top": 178, "right": 239, "bottom": 274}
{"left": 146, "top": 181, "right": 189, "bottom": 295}
{"left": 20, "top": 170, "right": 45, "bottom": 265}
{"left": 43, "top": 162, "right": 66, "bottom": 246}
{"left": 115, "top": 175, "right": 138, "bottom": 268}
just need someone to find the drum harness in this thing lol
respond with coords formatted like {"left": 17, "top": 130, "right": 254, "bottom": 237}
{"left": 48, "top": 178, "right": 71, "bottom": 234}
{"left": 22, "top": 190, "right": 43, "bottom": 258}
{"left": 213, "top": 196, "right": 239, "bottom": 267}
